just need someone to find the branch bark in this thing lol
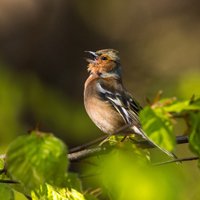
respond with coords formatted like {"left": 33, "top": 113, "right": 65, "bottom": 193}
{"left": 68, "top": 135, "right": 189, "bottom": 161}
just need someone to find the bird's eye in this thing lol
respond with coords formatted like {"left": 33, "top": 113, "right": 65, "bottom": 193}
{"left": 101, "top": 56, "right": 108, "bottom": 60}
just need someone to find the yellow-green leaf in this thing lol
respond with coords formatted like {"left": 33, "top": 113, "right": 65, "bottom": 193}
{"left": 31, "top": 183, "right": 85, "bottom": 200}
{"left": 140, "top": 107, "right": 175, "bottom": 152}
{"left": 6, "top": 131, "right": 68, "bottom": 192}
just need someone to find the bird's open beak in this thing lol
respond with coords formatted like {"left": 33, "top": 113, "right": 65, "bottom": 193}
{"left": 85, "top": 51, "right": 98, "bottom": 63}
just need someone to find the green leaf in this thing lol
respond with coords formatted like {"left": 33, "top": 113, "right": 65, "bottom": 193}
{"left": 140, "top": 107, "right": 175, "bottom": 151}
{"left": 6, "top": 131, "right": 68, "bottom": 192}
{"left": 0, "top": 184, "right": 14, "bottom": 200}
{"left": 189, "top": 113, "right": 200, "bottom": 156}
{"left": 163, "top": 98, "right": 200, "bottom": 113}
{"left": 31, "top": 183, "right": 85, "bottom": 200}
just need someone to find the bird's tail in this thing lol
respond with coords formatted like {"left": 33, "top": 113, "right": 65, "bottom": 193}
{"left": 133, "top": 126, "right": 177, "bottom": 159}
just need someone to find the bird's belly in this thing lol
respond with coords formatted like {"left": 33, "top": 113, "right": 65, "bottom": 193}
{"left": 85, "top": 98, "right": 125, "bottom": 134}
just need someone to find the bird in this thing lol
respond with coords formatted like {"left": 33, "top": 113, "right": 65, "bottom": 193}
{"left": 84, "top": 49, "right": 175, "bottom": 158}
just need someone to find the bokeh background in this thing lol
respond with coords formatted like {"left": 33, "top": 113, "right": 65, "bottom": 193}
{"left": 0, "top": 0, "right": 200, "bottom": 199}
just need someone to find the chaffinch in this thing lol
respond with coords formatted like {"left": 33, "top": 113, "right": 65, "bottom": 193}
{"left": 84, "top": 49, "right": 175, "bottom": 158}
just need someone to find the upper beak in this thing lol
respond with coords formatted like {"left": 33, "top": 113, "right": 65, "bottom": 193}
{"left": 84, "top": 51, "right": 98, "bottom": 63}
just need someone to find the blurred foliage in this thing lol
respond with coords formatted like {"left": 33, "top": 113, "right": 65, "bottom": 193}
{"left": 0, "top": 65, "right": 98, "bottom": 149}
{"left": 97, "top": 150, "right": 183, "bottom": 200}
{"left": 24, "top": 75, "right": 97, "bottom": 143}
{"left": 0, "top": 67, "right": 24, "bottom": 145}
{"left": 177, "top": 72, "right": 200, "bottom": 98}
{"left": 0, "top": 157, "right": 4, "bottom": 171}
{"left": 0, "top": 184, "right": 14, "bottom": 200}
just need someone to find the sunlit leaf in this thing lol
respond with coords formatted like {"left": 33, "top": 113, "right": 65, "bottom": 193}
{"left": 140, "top": 107, "right": 175, "bottom": 151}
{"left": 31, "top": 183, "right": 85, "bottom": 200}
{"left": 0, "top": 184, "right": 14, "bottom": 200}
{"left": 164, "top": 98, "right": 200, "bottom": 113}
{"left": 6, "top": 131, "right": 68, "bottom": 192}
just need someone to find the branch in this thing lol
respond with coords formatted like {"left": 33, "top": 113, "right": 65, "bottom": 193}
{"left": 132, "top": 135, "right": 189, "bottom": 148}
{"left": 69, "top": 124, "right": 132, "bottom": 153}
{"left": 68, "top": 135, "right": 189, "bottom": 161}
{"left": 68, "top": 146, "right": 112, "bottom": 161}
{"left": 69, "top": 135, "right": 108, "bottom": 153}
{"left": 153, "top": 156, "right": 199, "bottom": 166}
{"left": 0, "top": 179, "right": 19, "bottom": 184}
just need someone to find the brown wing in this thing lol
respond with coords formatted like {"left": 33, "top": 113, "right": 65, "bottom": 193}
{"left": 97, "top": 79, "right": 141, "bottom": 126}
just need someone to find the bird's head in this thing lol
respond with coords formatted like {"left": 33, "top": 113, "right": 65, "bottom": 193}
{"left": 85, "top": 49, "right": 122, "bottom": 78}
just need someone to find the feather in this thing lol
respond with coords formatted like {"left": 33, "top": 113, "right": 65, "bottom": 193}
{"left": 97, "top": 81, "right": 176, "bottom": 158}
{"left": 133, "top": 126, "right": 177, "bottom": 159}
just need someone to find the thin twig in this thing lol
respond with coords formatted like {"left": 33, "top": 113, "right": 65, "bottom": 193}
{"left": 132, "top": 135, "right": 189, "bottom": 148}
{"left": 69, "top": 135, "right": 108, "bottom": 153}
{"left": 175, "top": 135, "right": 189, "bottom": 144}
{"left": 0, "top": 179, "right": 19, "bottom": 184}
{"left": 153, "top": 156, "right": 199, "bottom": 166}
